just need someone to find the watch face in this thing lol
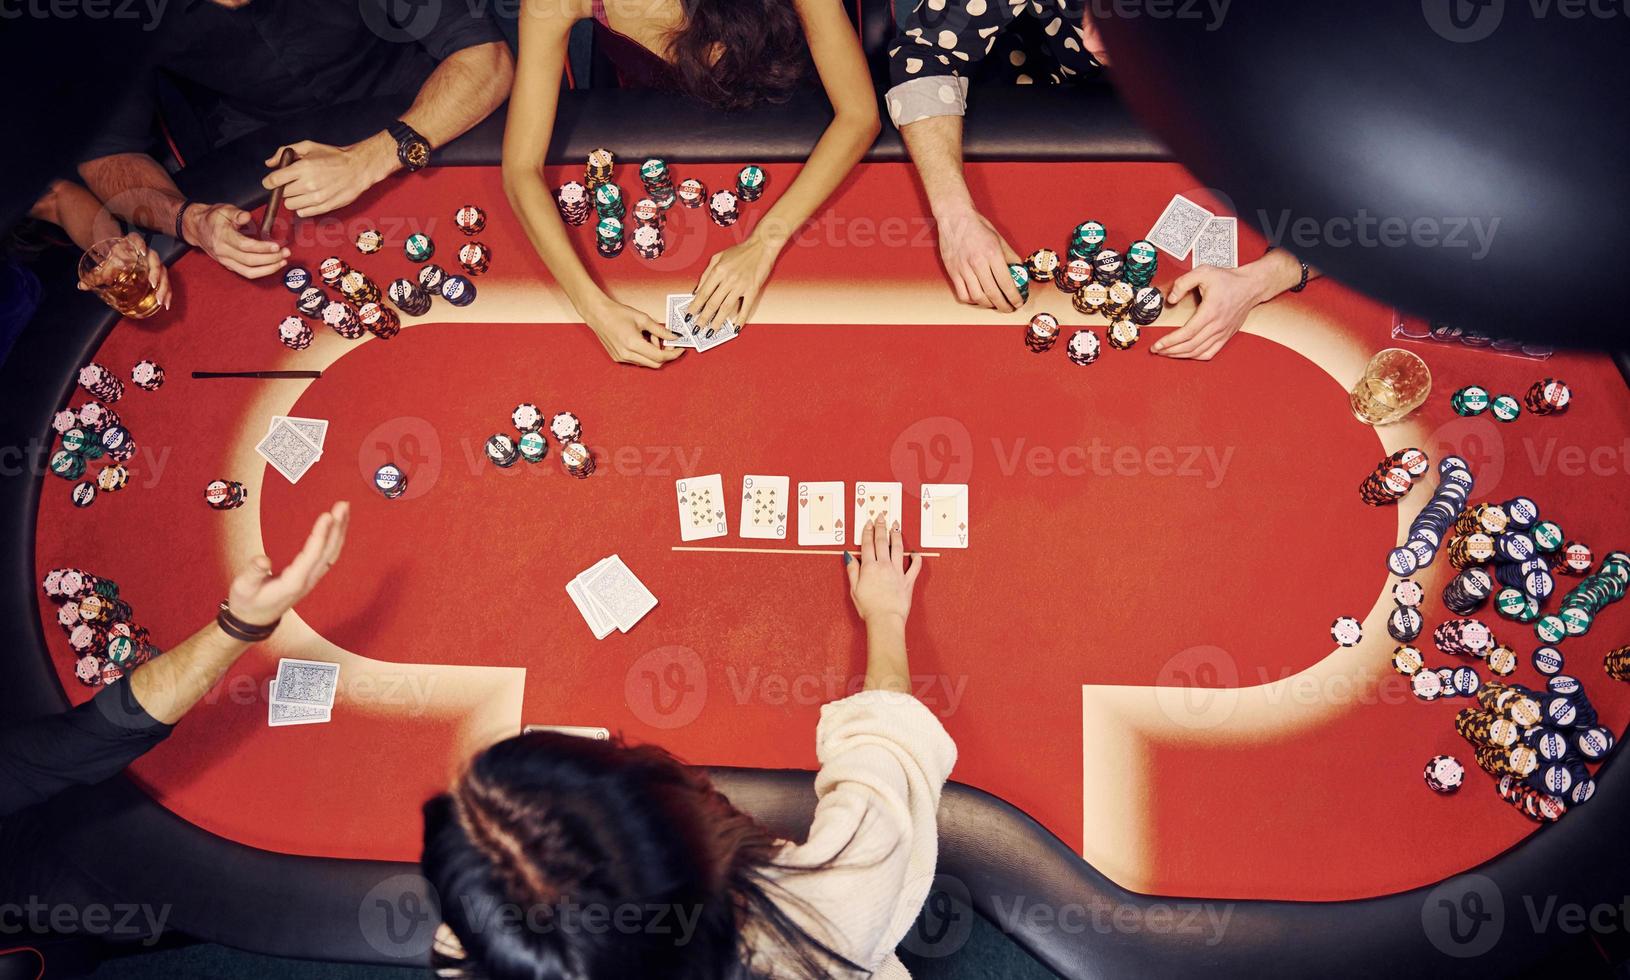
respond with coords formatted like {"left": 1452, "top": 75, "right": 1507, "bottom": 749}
{"left": 402, "top": 139, "right": 430, "bottom": 169}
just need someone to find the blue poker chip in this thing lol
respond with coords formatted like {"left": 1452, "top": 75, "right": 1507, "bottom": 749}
{"left": 1452, "top": 666, "right": 1481, "bottom": 696}
{"left": 1568, "top": 778, "right": 1596, "bottom": 806}
{"left": 1531, "top": 645, "right": 1564, "bottom": 675}
{"left": 1387, "top": 547, "right": 1418, "bottom": 576}
{"left": 1532, "top": 729, "right": 1569, "bottom": 761}
{"left": 1543, "top": 695, "right": 1578, "bottom": 728}
{"left": 1535, "top": 763, "right": 1574, "bottom": 795}
{"left": 1438, "top": 454, "right": 1469, "bottom": 474}
{"left": 1576, "top": 727, "right": 1613, "bottom": 760}
{"left": 283, "top": 266, "right": 311, "bottom": 292}
{"left": 1547, "top": 675, "right": 1582, "bottom": 696}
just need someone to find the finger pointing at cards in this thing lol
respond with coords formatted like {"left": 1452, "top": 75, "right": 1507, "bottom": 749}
{"left": 846, "top": 516, "right": 923, "bottom": 625}
{"left": 228, "top": 501, "right": 349, "bottom": 628}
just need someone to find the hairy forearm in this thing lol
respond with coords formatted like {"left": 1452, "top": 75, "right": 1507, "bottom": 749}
{"left": 77, "top": 154, "right": 187, "bottom": 238}
{"left": 900, "top": 115, "right": 975, "bottom": 218}
{"left": 128, "top": 621, "right": 250, "bottom": 726}
{"left": 1249, "top": 248, "right": 1320, "bottom": 303}
{"left": 863, "top": 615, "right": 911, "bottom": 694}
{"left": 403, "top": 41, "right": 515, "bottom": 150}
{"left": 29, "top": 180, "right": 123, "bottom": 251}
{"left": 749, "top": 109, "right": 879, "bottom": 251}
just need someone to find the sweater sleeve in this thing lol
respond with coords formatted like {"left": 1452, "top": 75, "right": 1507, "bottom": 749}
{"left": 760, "top": 690, "right": 958, "bottom": 973}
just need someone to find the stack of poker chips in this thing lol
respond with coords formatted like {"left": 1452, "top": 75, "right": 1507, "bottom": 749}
{"left": 97, "top": 464, "right": 129, "bottom": 493}
{"left": 639, "top": 158, "right": 677, "bottom": 209}
{"left": 404, "top": 233, "right": 435, "bottom": 263}
{"left": 1056, "top": 259, "right": 1092, "bottom": 295}
{"left": 1391, "top": 643, "right": 1424, "bottom": 676}
{"left": 319, "top": 257, "right": 349, "bottom": 287}
{"left": 632, "top": 224, "right": 665, "bottom": 261}
{"left": 1102, "top": 281, "right": 1135, "bottom": 321}
{"left": 1450, "top": 385, "right": 1490, "bottom": 416}
{"left": 339, "top": 270, "right": 381, "bottom": 306}
{"left": 595, "top": 217, "right": 625, "bottom": 258}
{"left": 40, "top": 570, "right": 161, "bottom": 687}
{"left": 1026, "top": 249, "right": 1059, "bottom": 284}
{"left": 1123, "top": 240, "right": 1158, "bottom": 288}
{"left": 78, "top": 363, "right": 124, "bottom": 402}
{"left": 632, "top": 198, "right": 664, "bottom": 229}
{"left": 1125, "top": 285, "right": 1161, "bottom": 325}
{"left": 297, "top": 286, "right": 328, "bottom": 318}
{"left": 561, "top": 441, "right": 595, "bottom": 479}
{"left": 355, "top": 228, "right": 383, "bottom": 254}
{"left": 1385, "top": 454, "right": 1473, "bottom": 576}
{"left": 1539, "top": 551, "right": 1629, "bottom": 644}
{"left": 98, "top": 423, "right": 135, "bottom": 463}
{"left": 279, "top": 315, "right": 314, "bottom": 350}
{"left": 1106, "top": 319, "right": 1140, "bottom": 351}
{"left": 204, "top": 479, "right": 247, "bottom": 510}
{"left": 1024, "top": 313, "right": 1060, "bottom": 353}
{"left": 1423, "top": 755, "right": 1465, "bottom": 794}
{"left": 1406, "top": 655, "right": 1485, "bottom": 701}
{"left": 1007, "top": 264, "right": 1030, "bottom": 304}
{"left": 1388, "top": 578, "right": 1426, "bottom": 641}
{"left": 585, "top": 148, "right": 615, "bottom": 190}
{"left": 456, "top": 205, "right": 487, "bottom": 235}
{"left": 677, "top": 179, "right": 706, "bottom": 209}
{"left": 1090, "top": 248, "right": 1124, "bottom": 286}
{"left": 1068, "top": 221, "right": 1106, "bottom": 261}
{"left": 736, "top": 165, "right": 766, "bottom": 202}
{"left": 374, "top": 464, "right": 407, "bottom": 499}
{"left": 511, "top": 404, "right": 550, "bottom": 464}
{"left": 708, "top": 190, "right": 740, "bottom": 228}
{"left": 1441, "top": 497, "right": 1575, "bottom": 626}
{"left": 441, "top": 276, "right": 477, "bottom": 307}
{"left": 1524, "top": 378, "right": 1571, "bottom": 415}
{"left": 1606, "top": 645, "right": 1630, "bottom": 682}
{"left": 359, "top": 302, "right": 401, "bottom": 339}
{"left": 418, "top": 264, "right": 447, "bottom": 298}
{"left": 74, "top": 401, "right": 120, "bottom": 435}
{"left": 1066, "top": 329, "right": 1099, "bottom": 366}
{"left": 593, "top": 183, "right": 625, "bottom": 221}
{"left": 388, "top": 278, "right": 432, "bottom": 317}
{"left": 131, "top": 360, "right": 164, "bottom": 391}
{"left": 485, "top": 433, "right": 520, "bottom": 468}
{"left": 1072, "top": 282, "right": 1107, "bottom": 317}
{"left": 284, "top": 267, "right": 312, "bottom": 293}
{"left": 51, "top": 403, "right": 137, "bottom": 506}
{"left": 322, "top": 299, "right": 364, "bottom": 339}
{"left": 518, "top": 431, "right": 548, "bottom": 463}
{"left": 556, "top": 181, "right": 591, "bottom": 226}
{"left": 549, "top": 411, "right": 582, "bottom": 444}
{"left": 1457, "top": 677, "right": 1612, "bottom": 821}
{"left": 1443, "top": 567, "right": 1495, "bottom": 615}
{"left": 458, "top": 242, "right": 491, "bottom": 276}
{"left": 1359, "top": 446, "right": 1430, "bottom": 506}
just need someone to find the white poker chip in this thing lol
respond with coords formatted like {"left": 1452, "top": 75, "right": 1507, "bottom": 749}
{"left": 1392, "top": 579, "right": 1425, "bottom": 607}
{"left": 1411, "top": 669, "right": 1443, "bottom": 700}
{"left": 1424, "top": 755, "right": 1465, "bottom": 793}
{"left": 1330, "top": 616, "right": 1364, "bottom": 648}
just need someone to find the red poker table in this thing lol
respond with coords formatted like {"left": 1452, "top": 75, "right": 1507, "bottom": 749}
{"left": 6, "top": 99, "right": 1630, "bottom": 977}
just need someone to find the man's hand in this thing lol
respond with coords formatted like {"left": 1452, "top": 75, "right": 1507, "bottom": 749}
{"left": 76, "top": 232, "right": 171, "bottom": 311}
{"left": 227, "top": 502, "right": 349, "bottom": 628}
{"left": 690, "top": 237, "right": 778, "bottom": 330}
{"left": 583, "top": 295, "right": 683, "bottom": 369}
{"left": 845, "top": 516, "right": 924, "bottom": 628}
{"left": 936, "top": 207, "right": 1023, "bottom": 312}
{"left": 185, "top": 203, "right": 287, "bottom": 279}
{"left": 1154, "top": 253, "right": 1305, "bottom": 361}
{"left": 263, "top": 136, "right": 397, "bottom": 218}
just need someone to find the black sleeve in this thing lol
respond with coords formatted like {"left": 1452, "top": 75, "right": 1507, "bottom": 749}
{"left": 0, "top": 679, "right": 174, "bottom": 819}
{"left": 77, "top": 73, "right": 161, "bottom": 162}
{"left": 412, "top": 0, "right": 505, "bottom": 60}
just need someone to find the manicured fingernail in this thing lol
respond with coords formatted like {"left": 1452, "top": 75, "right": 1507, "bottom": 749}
{"left": 842, "top": 552, "right": 851, "bottom": 565}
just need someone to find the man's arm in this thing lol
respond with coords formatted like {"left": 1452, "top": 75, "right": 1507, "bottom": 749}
{"left": 79, "top": 153, "right": 289, "bottom": 279}
{"left": 1154, "top": 249, "right": 1321, "bottom": 361}
{"left": 31, "top": 180, "right": 174, "bottom": 309}
{"left": 899, "top": 115, "right": 1023, "bottom": 312}
{"left": 263, "top": 41, "right": 514, "bottom": 218}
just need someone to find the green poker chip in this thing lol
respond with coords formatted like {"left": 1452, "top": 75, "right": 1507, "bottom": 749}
{"left": 1495, "top": 589, "right": 1528, "bottom": 616}
{"left": 1491, "top": 394, "right": 1522, "bottom": 421}
{"left": 1534, "top": 615, "right": 1567, "bottom": 642}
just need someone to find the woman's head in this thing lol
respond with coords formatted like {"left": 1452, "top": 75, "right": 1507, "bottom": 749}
{"left": 666, "top": 0, "right": 811, "bottom": 111}
{"left": 422, "top": 732, "right": 852, "bottom": 980}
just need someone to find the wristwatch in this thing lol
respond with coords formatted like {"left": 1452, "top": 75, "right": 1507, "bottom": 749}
{"left": 388, "top": 120, "right": 431, "bottom": 172}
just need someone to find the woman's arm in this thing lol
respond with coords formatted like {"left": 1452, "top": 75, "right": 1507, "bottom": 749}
{"left": 688, "top": 0, "right": 881, "bottom": 330}
{"left": 504, "top": 0, "right": 680, "bottom": 368}
{"left": 845, "top": 516, "right": 923, "bottom": 693}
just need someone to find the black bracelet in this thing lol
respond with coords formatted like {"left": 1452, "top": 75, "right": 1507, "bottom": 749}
{"left": 1265, "top": 245, "right": 1311, "bottom": 293}
{"left": 216, "top": 600, "right": 279, "bottom": 642}
{"left": 174, "top": 201, "right": 194, "bottom": 244}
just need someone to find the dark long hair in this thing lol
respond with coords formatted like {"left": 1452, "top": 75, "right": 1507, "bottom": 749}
{"left": 422, "top": 732, "right": 863, "bottom": 980}
{"left": 665, "top": 0, "right": 812, "bottom": 110}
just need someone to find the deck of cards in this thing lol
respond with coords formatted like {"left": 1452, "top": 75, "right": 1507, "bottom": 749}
{"left": 268, "top": 657, "right": 339, "bottom": 727}
{"left": 664, "top": 293, "right": 740, "bottom": 353}
{"left": 566, "top": 555, "right": 658, "bottom": 639}
{"left": 1147, "top": 194, "right": 1238, "bottom": 270}
{"left": 672, "top": 474, "right": 969, "bottom": 550}
{"left": 256, "top": 415, "right": 327, "bottom": 484}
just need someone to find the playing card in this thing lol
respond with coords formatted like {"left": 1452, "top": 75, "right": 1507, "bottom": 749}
{"left": 852, "top": 481, "right": 904, "bottom": 544}
{"left": 1147, "top": 194, "right": 1215, "bottom": 260}
{"left": 691, "top": 323, "right": 740, "bottom": 353}
{"left": 1193, "top": 216, "right": 1239, "bottom": 270}
{"left": 797, "top": 481, "right": 845, "bottom": 546}
{"left": 257, "top": 418, "right": 323, "bottom": 484}
{"left": 272, "top": 415, "right": 328, "bottom": 449}
{"left": 919, "top": 484, "right": 970, "bottom": 549}
{"left": 566, "top": 575, "right": 615, "bottom": 640}
{"left": 583, "top": 555, "right": 658, "bottom": 633}
{"left": 523, "top": 724, "right": 612, "bottom": 740}
{"left": 271, "top": 658, "right": 340, "bottom": 708}
{"left": 664, "top": 294, "right": 697, "bottom": 349}
{"left": 667, "top": 293, "right": 739, "bottom": 352}
{"left": 268, "top": 700, "right": 331, "bottom": 727}
{"left": 676, "top": 474, "right": 728, "bottom": 541}
{"left": 740, "top": 474, "right": 790, "bottom": 540}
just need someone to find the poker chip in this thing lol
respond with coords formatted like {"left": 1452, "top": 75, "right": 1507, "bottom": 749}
{"left": 485, "top": 434, "right": 519, "bottom": 468}
{"left": 708, "top": 190, "right": 740, "bottom": 228}
{"left": 1606, "top": 645, "right": 1630, "bottom": 683}
{"left": 204, "top": 479, "right": 246, "bottom": 510}
{"left": 387, "top": 278, "right": 432, "bottom": 317}
{"left": 441, "top": 276, "right": 476, "bottom": 307}
{"left": 1387, "top": 605, "right": 1423, "bottom": 642}
{"left": 1532, "top": 645, "right": 1564, "bottom": 675}
{"left": 1066, "top": 329, "right": 1100, "bottom": 366}
{"left": 51, "top": 410, "right": 77, "bottom": 434}
{"left": 74, "top": 655, "right": 102, "bottom": 686}
{"left": 1490, "top": 394, "right": 1522, "bottom": 422}
{"left": 1056, "top": 259, "right": 1092, "bottom": 295}
{"left": 518, "top": 431, "right": 548, "bottom": 463}
{"left": 632, "top": 223, "right": 665, "bottom": 260}
{"left": 1330, "top": 616, "right": 1363, "bottom": 648}
{"left": 1392, "top": 644, "right": 1424, "bottom": 675}
{"left": 1424, "top": 755, "right": 1465, "bottom": 793}
{"left": 418, "top": 264, "right": 447, "bottom": 296}
{"left": 1128, "top": 286, "right": 1164, "bottom": 326}
{"left": 639, "top": 159, "right": 677, "bottom": 209}
{"left": 556, "top": 181, "right": 591, "bottom": 226}
{"left": 736, "top": 165, "right": 767, "bottom": 202}
{"left": 1102, "top": 280, "right": 1135, "bottom": 321}
{"left": 455, "top": 204, "right": 488, "bottom": 234}
{"left": 1024, "top": 313, "right": 1060, "bottom": 353}
{"left": 1450, "top": 385, "right": 1490, "bottom": 416}
{"left": 49, "top": 449, "right": 85, "bottom": 480}
{"left": 632, "top": 198, "right": 662, "bottom": 227}
{"left": 76, "top": 403, "right": 117, "bottom": 434}
{"left": 677, "top": 178, "right": 706, "bottom": 209}
{"left": 77, "top": 363, "right": 124, "bottom": 402}
{"left": 560, "top": 441, "right": 595, "bottom": 479}
{"left": 96, "top": 464, "right": 129, "bottom": 493}
{"left": 512, "top": 403, "right": 543, "bottom": 432}
{"left": 319, "top": 257, "right": 349, "bottom": 286}
{"left": 1523, "top": 378, "right": 1570, "bottom": 415}
{"left": 374, "top": 464, "right": 407, "bottom": 499}
{"left": 283, "top": 267, "right": 312, "bottom": 292}
{"left": 339, "top": 270, "right": 381, "bottom": 305}
{"left": 1026, "top": 248, "right": 1060, "bottom": 283}
{"left": 358, "top": 303, "right": 401, "bottom": 340}
{"left": 1068, "top": 220, "right": 1106, "bottom": 260}
{"left": 596, "top": 217, "right": 625, "bottom": 258}
{"left": 1008, "top": 264, "right": 1030, "bottom": 304}
{"left": 131, "top": 360, "right": 165, "bottom": 391}
{"left": 584, "top": 148, "right": 615, "bottom": 189}
{"left": 279, "top": 315, "right": 314, "bottom": 350}
{"left": 1106, "top": 319, "right": 1140, "bottom": 351}
{"left": 1071, "top": 281, "right": 1107, "bottom": 317}
{"left": 1392, "top": 579, "right": 1425, "bottom": 607}
{"left": 71, "top": 481, "right": 96, "bottom": 508}
{"left": 404, "top": 232, "right": 435, "bottom": 263}
{"left": 1090, "top": 248, "right": 1123, "bottom": 285}
{"left": 1411, "top": 669, "right": 1443, "bottom": 700}
{"left": 1123, "top": 240, "right": 1158, "bottom": 288}
{"left": 355, "top": 228, "right": 383, "bottom": 254}
{"left": 549, "top": 411, "right": 582, "bottom": 444}
{"left": 297, "top": 286, "right": 328, "bottom": 318}
{"left": 322, "top": 300, "right": 364, "bottom": 339}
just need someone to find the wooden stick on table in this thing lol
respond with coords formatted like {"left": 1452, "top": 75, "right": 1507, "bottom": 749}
{"left": 673, "top": 546, "right": 941, "bottom": 557}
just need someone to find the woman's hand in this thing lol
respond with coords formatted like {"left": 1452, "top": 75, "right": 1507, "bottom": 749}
{"left": 227, "top": 502, "right": 349, "bottom": 628}
{"left": 689, "top": 236, "right": 779, "bottom": 331}
{"left": 581, "top": 294, "right": 683, "bottom": 368}
{"left": 845, "top": 515, "right": 924, "bottom": 628}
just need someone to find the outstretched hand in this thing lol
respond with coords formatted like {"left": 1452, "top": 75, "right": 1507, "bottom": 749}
{"left": 227, "top": 502, "right": 349, "bottom": 628}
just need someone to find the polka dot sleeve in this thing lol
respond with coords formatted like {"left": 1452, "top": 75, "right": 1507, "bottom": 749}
{"left": 885, "top": 0, "right": 1023, "bottom": 95}
{"left": 886, "top": 74, "right": 971, "bottom": 127}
